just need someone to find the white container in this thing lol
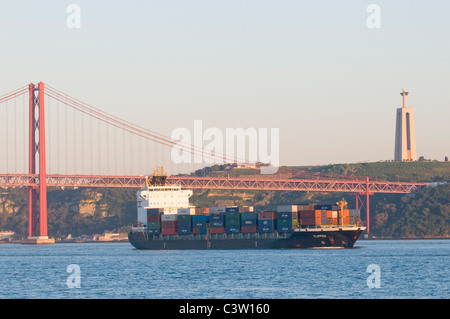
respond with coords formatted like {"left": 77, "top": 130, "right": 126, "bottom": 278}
{"left": 332, "top": 211, "right": 338, "bottom": 218}
{"left": 161, "top": 214, "right": 178, "bottom": 221}
{"left": 177, "top": 207, "right": 196, "bottom": 215}
{"left": 277, "top": 205, "right": 298, "bottom": 213}
{"left": 209, "top": 206, "right": 227, "bottom": 214}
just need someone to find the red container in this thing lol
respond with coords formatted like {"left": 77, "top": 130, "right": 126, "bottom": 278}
{"left": 258, "top": 212, "right": 276, "bottom": 219}
{"left": 210, "top": 227, "right": 225, "bottom": 234}
{"left": 161, "top": 221, "right": 177, "bottom": 228}
{"left": 299, "top": 210, "right": 320, "bottom": 218}
{"left": 161, "top": 228, "right": 177, "bottom": 235}
{"left": 147, "top": 214, "right": 161, "bottom": 222}
{"left": 299, "top": 217, "right": 320, "bottom": 226}
{"left": 241, "top": 226, "right": 257, "bottom": 233}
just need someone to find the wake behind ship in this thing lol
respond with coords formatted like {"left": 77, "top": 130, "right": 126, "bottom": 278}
{"left": 128, "top": 168, "right": 366, "bottom": 250}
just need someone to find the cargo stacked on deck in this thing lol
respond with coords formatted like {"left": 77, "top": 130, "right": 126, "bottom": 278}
{"left": 195, "top": 207, "right": 209, "bottom": 215}
{"left": 349, "top": 209, "right": 361, "bottom": 224}
{"left": 225, "top": 206, "right": 240, "bottom": 234}
{"left": 338, "top": 209, "right": 350, "bottom": 225}
{"left": 209, "top": 206, "right": 226, "bottom": 234}
{"left": 146, "top": 208, "right": 164, "bottom": 234}
{"left": 240, "top": 210, "right": 257, "bottom": 233}
{"left": 258, "top": 212, "right": 276, "bottom": 233}
{"left": 192, "top": 214, "right": 208, "bottom": 234}
{"left": 161, "top": 214, "right": 178, "bottom": 235}
{"left": 276, "top": 205, "right": 299, "bottom": 233}
{"left": 177, "top": 208, "right": 194, "bottom": 235}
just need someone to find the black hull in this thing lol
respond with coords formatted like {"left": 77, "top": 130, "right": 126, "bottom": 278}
{"left": 128, "top": 228, "right": 365, "bottom": 250}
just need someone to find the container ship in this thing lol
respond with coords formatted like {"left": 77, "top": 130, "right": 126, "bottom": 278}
{"left": 128, "top": 168, "right": 366, "bottom": 250}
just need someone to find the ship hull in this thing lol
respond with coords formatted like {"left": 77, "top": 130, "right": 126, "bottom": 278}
{"left": 128, "top": 228, "right": 365, "bottom": 250}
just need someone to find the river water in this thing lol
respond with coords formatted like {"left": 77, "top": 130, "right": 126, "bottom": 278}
{"left": 0, "top": 239, "right": 448, "bottom": 299}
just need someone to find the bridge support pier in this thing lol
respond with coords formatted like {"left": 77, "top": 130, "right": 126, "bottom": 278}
{"left": 352, "top": 177, "right": 373, "bottom": 237}
{"left": 28, "top": 82, "right": 50, "bottom": 242}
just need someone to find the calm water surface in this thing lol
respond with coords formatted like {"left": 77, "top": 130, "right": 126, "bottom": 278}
{"left": 0, "top": 239, "right": 448, "bottom": 299}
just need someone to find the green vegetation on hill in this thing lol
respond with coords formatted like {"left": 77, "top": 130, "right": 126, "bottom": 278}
{"left": 0, "top": 162, "right": 449, "bottom": 239}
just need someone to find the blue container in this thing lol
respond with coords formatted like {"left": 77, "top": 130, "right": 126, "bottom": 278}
{"left": 241, "top": 212, "right": 256, "bottom": 220}
{"left": 210, "top": 220, "right": 224, "bottom": 227}
{"left": 178, "top": 227, "right": 191, "bottom": 235}
{"left": 147, "top": 228, "right": 160, "bottom": 235}
{"left": 193, "top": 214, "right": 209, "bottom": 222}
{"left": 210, "top": 214, "right": 225, "bottom": 223}
{"left": 178, "top": 221, "right": 191, "bottom": 229}
{"left": 193, "top": 220, "right": 206, "bottom": 228}
{"left": 277, "top": 212, "right": 294, "bottom": 219}
{"left": 277, "top": 225, "right": 293, "bottom": 233}
{"left": 193, "top": 227, "right": 207, "bottom": 234}
{"left": 147, "top": 208, "right": 163, "bottom": 215}
{"left": 258, "top": 219, "right": 275, "bottom": 233}
{"left": 226, "top": 226, "right": 240, "bottom": 234}
{"left": 226, "top": 207, "right": 239, "bottom": 213}
{"left": 241, "top": 219, "right": 256, "bottom": 226}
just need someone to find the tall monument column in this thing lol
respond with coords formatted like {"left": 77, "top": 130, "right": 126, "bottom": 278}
{"left": 394, "top": 89, "right": 417, "bottom": 161}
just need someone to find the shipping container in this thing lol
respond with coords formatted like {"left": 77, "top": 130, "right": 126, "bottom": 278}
{"left": 277, "top": 225, "right": 293, "bottom": 233}
{"left": 225, "top": 218, "right": 240, "bottom": 227}
{"left": 277, "top": 211, "right": 297, "bottom": 219}
{"left": 241, "top": 225, "right": 257, "bottom": 233}
{"left": 258, "top": 212, "right": 276, "bottom": 219}
{"left": 349, "top": 209, "right": 361, "bottom": 217}
{"left": 299, "top": 210, "right": 321, "bottom": 218}
{"left": 177, "top": 215, "right": 192, "bottom": 223}
{"left": 147, "top": 208, "right": 164, "bottom": 215}
{"left": 192, "top": 214, "right": 209, "bottom": 222}
{"left": 210, "top": 227, "right": 225, "bottom": 234}
{"left": 258, "top": 219, "right": 275, "bottom": 233}
{"left": 241, "top": 219, "right": 256, "bottom": 226}
{"left": 209, "top": 206, "right": 227, "bottom": 214}
{"left": 147, "top": 214, "right": 161, "bottom": 222}
{"left": 240, "top": 212, "right": 256, "bottom": 220}
{"left": 225, "top": 206, "right": 239, "bottom": 213}
{"left": 316, "top": 204, "right": 333, "bottom": 210}
{"left": 161, "top": 228, "right": 177, "bottom": 235}
{"left": 210, "top": 221, "right": 225, "bottom": 227}
{"left": 147, "top": 228, "right": 160, "bottom": 235}
{"left": 277, "top": 205, "right": 298, "bottom": 213}
{"left": 210, "top": 214, "right": 225, "bottom": 223}
{"left": 177, "top": 207, "right": 196, "bottom": 215}
{"left": 147, "top": 221, "right": 161, "bottom": 229}
{"left": 193, "top": 220, "right": 206, "bottom": 228}
{"left": 161, "top": 214, "right": 178, "bottom": 222}
{"left": 239, "top": 206, "right": 254, "bottom": 213}
{"left": 192, "top": 227, "right": 207, "bottom": 234}
{"left": 277, "top": 219, "right": 297, "bottom": 227}
{"left": 195, "top": 207, "right": 209, "bottom": 215}
{"left": 161, "top": 221, "right": 177, "bottom": 228}
{"left": 225, "top": 226, "right": 240, "bottom": 234}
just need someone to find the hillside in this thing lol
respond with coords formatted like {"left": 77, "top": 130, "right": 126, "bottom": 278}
{"left": 0, "top": 162, "right": 449, "bottom": 239}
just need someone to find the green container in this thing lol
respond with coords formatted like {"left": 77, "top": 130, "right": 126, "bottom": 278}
{"left": 225, "top": 218, "right": 240, "bottom": 226}
{"left": 225, "top": 212, "right": 240, "bottom": 218}
{"left": 177, "top": 215, "right": 192, "bottom": 223}
{"left": 277, "top": 219, "right": 298, "bottom": 227}
{"left": 147, "top": 222, "right": 161, "bottom": 229}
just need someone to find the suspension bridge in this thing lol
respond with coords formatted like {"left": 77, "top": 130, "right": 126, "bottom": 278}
{"left": 0, "top": 82, "right": 427, "bottom": 241}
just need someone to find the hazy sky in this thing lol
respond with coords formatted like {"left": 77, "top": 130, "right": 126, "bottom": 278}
{"left": 1, "top": 0, "right": 449, "bottom": 167}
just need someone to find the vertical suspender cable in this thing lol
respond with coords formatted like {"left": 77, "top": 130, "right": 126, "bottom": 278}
{"left": 5, "top": 101, "right": 8, "bottom": 173}
{"left": 57, "top": 98, "right": 60, "bottom": 174}
{"left": 73, "top": 107, "right": 76, "bottom": 174}
{"left": 14, "top": 97, "right": 17, "bottom": 173}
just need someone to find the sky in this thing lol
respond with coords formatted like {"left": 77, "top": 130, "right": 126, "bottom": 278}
{"left": 0, "top": 0, "right": 449, "bottom": 168}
